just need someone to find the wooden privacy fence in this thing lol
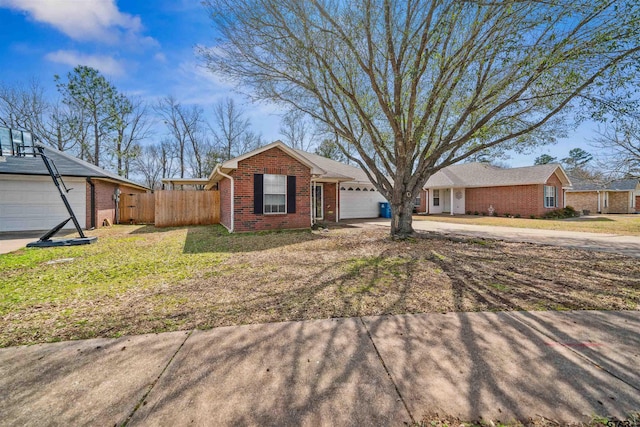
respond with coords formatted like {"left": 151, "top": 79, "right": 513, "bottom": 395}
{"left": 119, "top": 190, "right": 220, "bottom": 227}
{"left": 120, "top": 192, "right": 155, "bottom": 224}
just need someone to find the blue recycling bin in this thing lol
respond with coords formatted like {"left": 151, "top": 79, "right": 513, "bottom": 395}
{"left": 379, "top": 202, "right": 391, "bottom": 218}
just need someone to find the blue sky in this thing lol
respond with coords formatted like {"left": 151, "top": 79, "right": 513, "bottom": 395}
{"left": 0, "top": 0, "right": 594, "bottom": 168}
{"left": 0, "top": 0, "right": 283, "bottom": 141}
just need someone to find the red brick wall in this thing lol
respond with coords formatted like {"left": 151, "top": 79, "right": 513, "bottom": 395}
{"left": 464, "top": 172, "right": 565, "bottom": 217}
{"left": 85, "top": 180, "right": 146, "bottom": 229}
{"left": 636, "top": 195, "right": 639, "bottom": 212}
{"left": 419, "top": 190, "right": 428, "bottom": 213}
{"left": 323, "top": 182, "right": 338, "bottom": 222}
{"left": 233, "top": 147, "right": 311, "bottom": 232}
{"left": 219, "top": 177, "right": 232, "bottom": 230}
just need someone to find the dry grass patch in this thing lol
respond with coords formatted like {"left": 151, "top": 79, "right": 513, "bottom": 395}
{"left": 414, "top": 214, "right": 640, "bottom": 235}
{"left": 1, "top": 224, "right": 638, "bottom": 347}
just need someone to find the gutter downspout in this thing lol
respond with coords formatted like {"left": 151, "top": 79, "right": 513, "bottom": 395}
{"left": 216, "top": 166, "right": 234, "bottom": 233}
{"left": 86, "top": 178, "right": 96, "bottom": 229}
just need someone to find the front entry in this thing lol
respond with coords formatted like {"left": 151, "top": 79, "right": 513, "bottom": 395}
{"left": 443, "top": 188, "right": 451, "bottom": 213}
{"left": 313, "top": 183, "right": 324, "bottom": 220}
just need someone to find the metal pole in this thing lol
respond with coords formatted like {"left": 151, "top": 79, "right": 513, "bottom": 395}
{"left": 36, "top": 146, "right": 86, "bottom": 238}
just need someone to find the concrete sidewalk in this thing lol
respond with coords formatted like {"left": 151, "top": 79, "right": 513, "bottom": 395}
{"left": 1, "top": 311, "right": 638, "bottom": 426}
{"left": 373, "top": 220, "right": 640, "bottom": 257}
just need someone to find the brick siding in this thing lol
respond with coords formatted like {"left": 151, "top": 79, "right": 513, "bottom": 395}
{"left": 322, "top": 182, "right": 338, "bottom": 222}
{"left": 219, "top": 177, "right": 232, "bottom": 230}
{"left": 608, "top": 192, "right": 631, "bottom": 214}
{"left": 464, "top": 172, "right": 565, "bottom": 217}
{"left": 85, "top": 179, "right": 146, "bottom": 229}
{"left": 231, "top": 147, "right": 311, "bottom": 232}
{"left": 419, "top": 190, "right": 428, "bottom": 213}
{"left": 565, "top": 192, "right": 598, "bottom": 214}
{"left": 636, "top": 195, "right": 639, "bottom": 212}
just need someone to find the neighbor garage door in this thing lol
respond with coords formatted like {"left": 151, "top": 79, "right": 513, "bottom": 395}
{"left": 339, "top": 184, "right": 387, "bottom": 219}
{"left": 0, "top": 174, "right": 86, "bottom": 232}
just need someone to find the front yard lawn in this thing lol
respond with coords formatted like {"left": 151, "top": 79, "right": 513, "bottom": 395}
{"left": 1, "top": 224, "right": 638, "bottom": 347}
{"left": 414, "top": 214, "right": 640, "bottom": 235}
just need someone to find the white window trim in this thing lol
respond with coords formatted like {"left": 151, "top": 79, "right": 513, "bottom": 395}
{"left": 544, "top": 185, "right": 557, "bottom": 209}
{"left": 264, "top": 174, "right": 287, "bottom": 215}
{"left": 433, "top": 189, "right": 440, "bottom": 207}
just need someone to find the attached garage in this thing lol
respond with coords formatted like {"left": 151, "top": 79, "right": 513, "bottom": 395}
{"left": 0, "top": 174, "right": 86, "bottom": 232}
{"left": 1, "top": 129, "right": 149, "bottom": 233}
{"left": 339, "top": 183, "right": 387, "bottom": 219}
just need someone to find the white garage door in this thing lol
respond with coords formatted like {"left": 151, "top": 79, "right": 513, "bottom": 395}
{"left": 339, "top": 184, "right": 387, "bottom": 219}
{"left": 0, "top": 175, "right": 87, "bottom": 232}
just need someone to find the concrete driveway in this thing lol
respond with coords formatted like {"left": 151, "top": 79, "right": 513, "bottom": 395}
{"left": 371, "top": 219, "right": 640, "bottom": 257}
{"left": 0, "top": 231, "right": 45, "bottom": 254}
{"left": 0, "top": 230, "right": 76, "bottom": 254}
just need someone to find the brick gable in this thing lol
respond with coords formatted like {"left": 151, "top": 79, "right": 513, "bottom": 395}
{"left": 230, "top": 147, "right": 311, "bottom": 232}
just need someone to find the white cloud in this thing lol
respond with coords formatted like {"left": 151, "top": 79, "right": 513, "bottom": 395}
{"left": 0, "top": 0, "right": 149, "bottom": 44}
{"left": 45, "top": 50, "right": 126, "bottom": 77}
{"left": 154, "top": 52, "right": 167, "bottom": 62}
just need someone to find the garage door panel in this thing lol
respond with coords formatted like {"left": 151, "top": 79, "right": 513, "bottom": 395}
{"left": 0, "top": 176, "right": 86, "bottom": 232}
{"left": 340, "top": 186, "right": 387, "bottom": 219}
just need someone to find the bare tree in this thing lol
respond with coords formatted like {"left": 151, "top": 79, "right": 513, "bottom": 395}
{"left": 279, "top": 110, "right": 318, "bottom": 151}
{"left": 211, "top": 97, "right": 262, "bottom": 160}
{"left": 155, "top": 96, "right": 190, "bottom": 178}
{"left": 133, "top": 143, "right": 165, "bottom": 189}
{"left": 593, "top": 121, "right": 640, "bottom": 178}
{"left": 201, "top": 0, "right": 640, "bottom": 237}
{"left": 110, "top": 96, "right": 152, "bottom": 178}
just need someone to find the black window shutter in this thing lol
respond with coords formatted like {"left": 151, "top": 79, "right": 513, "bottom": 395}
{"left": 287, "top": 175, "right": 296, "bottom": 213}
{"left": 254, "top": 174, "right": 264, "bottom": 214}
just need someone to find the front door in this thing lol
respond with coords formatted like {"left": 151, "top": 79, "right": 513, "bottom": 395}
{"left": 313, "top": 183, "right": 324, "bottom": 220}
{"left": 443, "top": 188, "right": 451, "bottom": 213}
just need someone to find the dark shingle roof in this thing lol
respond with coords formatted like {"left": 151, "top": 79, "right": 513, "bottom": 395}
{"left": 0, "top": 145, "right": 148, "bottom": 190}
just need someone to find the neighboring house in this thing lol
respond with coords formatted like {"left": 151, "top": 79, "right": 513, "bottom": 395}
{"left": 565, "top": 177, "right": 639, "bottom": 214}
{"left": 0, "top": 128, "right": 148, "bottom": 232}
{"left": 204, "top": 141, "right": 386, "bottom": 232}
{"left": 419, "top": 162, "right": 571, "bottom": 217}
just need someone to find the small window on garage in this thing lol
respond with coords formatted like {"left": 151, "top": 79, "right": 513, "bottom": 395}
{"left": 433, "top": 189, "right": 440, "bottom": 206}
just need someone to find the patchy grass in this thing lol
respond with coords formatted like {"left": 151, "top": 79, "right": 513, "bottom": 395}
{"left": 414, "top": 214, "right": 640, "bottom": 235}
{"left": 417, "top": 411, "right": 640, "bottom": 427}
{"left": 1, "top": 224, "right": 639, "bottom": 347}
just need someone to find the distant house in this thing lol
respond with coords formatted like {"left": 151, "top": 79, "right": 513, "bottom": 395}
{"left": 0, "top": 127, "right": 148, "bottom": 232}
{"left": 565, "top": 177, "right": 639, "bottom": 214}
{"left": 419, "top": 162, "right": 572, "bottom": 217}
{"left": 204, "top": 141, "right": 386, "bottom": 232}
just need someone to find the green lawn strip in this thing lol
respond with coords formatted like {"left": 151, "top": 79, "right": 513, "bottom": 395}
{"left": 414, "top": 215, "right": 640, "bottom": 235}
{"left": 1, "top": 226, "right": 638, "bottom": 347}
{"left": 0, "top": 226, "right": 227, "bottom": 316}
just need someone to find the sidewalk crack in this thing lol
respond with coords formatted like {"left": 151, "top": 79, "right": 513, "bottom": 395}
{"left": 359, "top": 317, "right": 415, "bottom": 424}
{"left": 121, "top": 329, "right": 194, "bottom": 426}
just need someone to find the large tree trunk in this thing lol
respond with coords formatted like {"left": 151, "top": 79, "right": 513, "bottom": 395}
{"left": 389, "top": 197, "right": 415, "bottom": 239}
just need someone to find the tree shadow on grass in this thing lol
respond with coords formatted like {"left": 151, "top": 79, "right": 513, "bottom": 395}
{"left": 182, "top": 225, "right": 322, "bottom": 254}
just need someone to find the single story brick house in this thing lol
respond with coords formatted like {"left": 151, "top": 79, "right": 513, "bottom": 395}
{"left": 204, "top": 141, "right": 387, "bottom": 232}
{"left": 0, "top": 127, "right": 148, "bottom": 232}
{"left": 418, "top": 162, "right": 572, "bottom": 217}
{"left": 565, "top": 177, "right": 639, "bottom": 214}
